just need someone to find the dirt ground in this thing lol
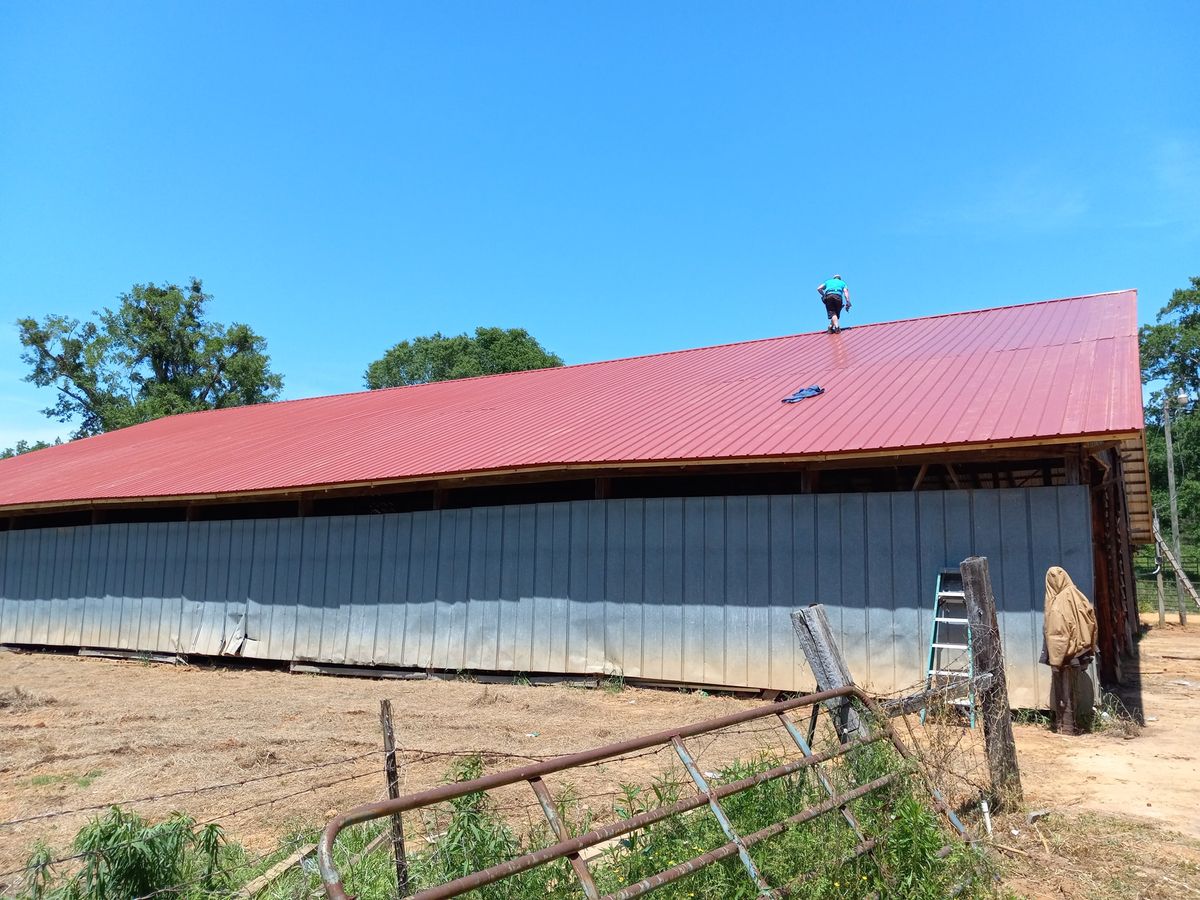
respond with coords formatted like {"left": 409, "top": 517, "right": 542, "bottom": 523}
{"left": 1013, "top": 614, "right": 1200, "bottom": 838}
{"left": 3, "top": 615, "right": 1200, "bottom": 898}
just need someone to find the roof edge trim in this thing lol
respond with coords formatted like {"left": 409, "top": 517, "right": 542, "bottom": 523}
{"left": 0, "top": 429, "right": 1144, "bottom": 516}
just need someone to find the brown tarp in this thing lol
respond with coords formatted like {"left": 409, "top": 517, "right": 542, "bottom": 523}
{"left": 1043, "top": 566, "right": 1098, "bottom": 667}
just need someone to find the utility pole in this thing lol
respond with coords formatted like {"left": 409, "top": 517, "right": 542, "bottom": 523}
{"left": 1165, "top": 391, "right": 1187, "bottom": 623}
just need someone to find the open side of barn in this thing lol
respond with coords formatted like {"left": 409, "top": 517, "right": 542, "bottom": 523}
{"left": 0, "top": 292, "right": 1149, "bottom": 707}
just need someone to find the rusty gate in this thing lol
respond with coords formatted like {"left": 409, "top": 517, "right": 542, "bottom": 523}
{"left": 319, "top": 685, "right": 959, "bottom": 900}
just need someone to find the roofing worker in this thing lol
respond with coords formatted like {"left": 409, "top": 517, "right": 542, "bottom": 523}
{"left": 817, "top": 274, "right": 851, "bottom": 333}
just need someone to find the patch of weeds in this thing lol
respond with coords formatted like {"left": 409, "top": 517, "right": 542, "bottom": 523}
{"left": 1012, "top": 707, "right": 1051, "bottom": 726}
{"left": 1084, "top": 692, "right": 1141, "bottom": 738}
{"left": 512, "top": 672, "right": 532, "bottom": 687}
{"left": 18, "top": 807, "right": 237, "bottom": 899}
{"left": 0, "top": 686, "right": 53, "bottom": 712}
{"left": 28, "top": 770, "right": 102, "bottom": 789}
{"left": 601, "top": 672, "right": 625, "bottom": 694}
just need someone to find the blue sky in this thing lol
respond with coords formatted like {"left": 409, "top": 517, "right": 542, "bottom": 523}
{"left": 1, "top": 1, "right": 1197, "bottom": 447}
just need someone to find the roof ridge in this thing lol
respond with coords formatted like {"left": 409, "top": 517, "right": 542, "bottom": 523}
{"left": 221, "top": 289, "right": 1138, "bottom": 412}
{"left": 50, "top": 289, "right": 1140, "bottom": 428}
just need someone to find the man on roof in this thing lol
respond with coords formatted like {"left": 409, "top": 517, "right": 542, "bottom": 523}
{"left": 817, "top": 274, "right": 852, "bottom": 334}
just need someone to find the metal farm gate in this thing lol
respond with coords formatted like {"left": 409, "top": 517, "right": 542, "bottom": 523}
{"left": 318, "top": 686, "right": 964, "bottom": 900}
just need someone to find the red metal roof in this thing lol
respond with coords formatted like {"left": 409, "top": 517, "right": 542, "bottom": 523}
{"left": 0, "top": 291, "right": 1144, "bottom": 510}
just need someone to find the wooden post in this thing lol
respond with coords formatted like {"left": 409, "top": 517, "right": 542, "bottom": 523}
{"left": 1155, "top": 511, "right": 1167, "bottom": 628}
{"left": 790, "top": 605, "right": 863, "bottom": 742}
{"left": 959, "top": 556, "right": 1024, "bottom": 808}
{"left": 379, "top": 700, "right": 410, "bottom": 896}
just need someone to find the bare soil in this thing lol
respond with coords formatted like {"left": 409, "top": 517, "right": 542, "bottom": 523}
{"left": 1012, "top": 615, "right": 1200, "bottom": 839}
{"left": 3, "top": 614, "right": 1200, "bottom": 898}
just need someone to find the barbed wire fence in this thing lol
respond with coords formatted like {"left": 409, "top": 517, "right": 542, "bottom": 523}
{"left": 0, "top": 650, "right": 1011, "bottom": 900}
{"left": 0, "top": 709, "right": 807, "bottom": 899}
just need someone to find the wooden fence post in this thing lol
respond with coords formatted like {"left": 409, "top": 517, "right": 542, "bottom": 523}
{"left": 959, "top": 556, "right": 1024, "bottom": 808}
{"left": 790, "top": 605, "right": 864, "bottom": 742}
{"left": 1155, "top": 512, "right": 1167, "bottom": 628}
{"left": 380, "top": 699, "right": 410, "bottom": 897}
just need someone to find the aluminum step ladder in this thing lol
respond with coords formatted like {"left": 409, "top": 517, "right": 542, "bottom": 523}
{"left": 921, "top": 569, "right": 976, "bottom": 727}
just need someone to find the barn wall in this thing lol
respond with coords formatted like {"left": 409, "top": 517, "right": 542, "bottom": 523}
{"left": 0, "top": 487, "right": 1092, "bottom": 706}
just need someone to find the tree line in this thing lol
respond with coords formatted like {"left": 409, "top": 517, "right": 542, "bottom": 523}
{"left": 3, "top": 279, "right": 563, "bottom": 457}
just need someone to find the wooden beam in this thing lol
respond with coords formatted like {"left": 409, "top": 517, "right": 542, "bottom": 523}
{"left": 789, "top": 605, "right": 864, "bottom": 742}
{"left": 911, "top": 463, "right": 929, "bottom": 491}
{"left": 0, "top": 434, "right": 1141, "bottom": 517}
{"left": 960, "top": 556, "right": 1023, "bottom": 809}
{"left": 239, "top": 843, "right": 317, "bottom": 897}
{"left": 1065, "top": 448, "right": 1084, "bottom": 485}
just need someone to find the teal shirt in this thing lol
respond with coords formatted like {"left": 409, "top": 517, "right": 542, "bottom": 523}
{"left": 822, "top": 278, "right": 846, "bottom": 294}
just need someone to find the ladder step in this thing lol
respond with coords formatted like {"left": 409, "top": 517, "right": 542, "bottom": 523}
{"left": 937, "top": 591, "right": 966, "bottom": 599}
{"left": 932, "top": 643, "right": 969, "bottom": 650}
{"left": 935, "top": 616, "right": 969, "bottom": 624}
{"left": 929, "top": 669, "right": 967, "bottom": 676}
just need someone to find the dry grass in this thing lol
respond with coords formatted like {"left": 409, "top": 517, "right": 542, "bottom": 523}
{"left": 993, "top": 810, "right": 1200, "bottom": 899}
{"left": 0, "top": 685, "right": 53, "bottom": 712}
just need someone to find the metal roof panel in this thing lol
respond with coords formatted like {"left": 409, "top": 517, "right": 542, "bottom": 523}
{"left": 0, "top": 291, "right": 1144, "bottom": 510}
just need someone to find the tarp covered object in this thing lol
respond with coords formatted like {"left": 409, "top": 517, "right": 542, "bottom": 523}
{"left": 1043, "top": 566, "right": 1098, "bottom": 666}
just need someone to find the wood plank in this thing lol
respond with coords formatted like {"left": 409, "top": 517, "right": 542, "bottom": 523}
{"left": 239, "top": 842, "right": 317, "bottom": 897}
{"left": 79, "top": 648, "right": 185, "bottom": 665}
{"left": 289, "top": 662, "right": 429, "bottom": 680}
{"left": 789, "top": 605, "right": 864, "bottom": 740}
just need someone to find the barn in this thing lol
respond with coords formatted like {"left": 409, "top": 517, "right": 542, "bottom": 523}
{"left": 0, "top": 291, "right": 1148, "bottom": 706}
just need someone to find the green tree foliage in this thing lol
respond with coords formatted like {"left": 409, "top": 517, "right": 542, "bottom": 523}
{"left": 17, "top": 280, "right": 283, "bottom": 438}
{"left": 364, "top": 327, "right": 563, "bottom": 389}
{"left": 1140, "top": 275, "right": 1200, "bottom": 409}
{"left": 0, "top": 438, "right": 61, "bottom": 460}
{"left": 1141, "top": 276, "right": 1200, "bottom": 542}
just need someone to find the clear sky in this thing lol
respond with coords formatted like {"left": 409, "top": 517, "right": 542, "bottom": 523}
{"left": 1, "top": 2, "right": 1196, "bottom": 447}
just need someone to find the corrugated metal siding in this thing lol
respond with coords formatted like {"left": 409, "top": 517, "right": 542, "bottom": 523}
{"left": 0, "top": 487, "right": 1092, "bottom": 706}
{"left": 0, "top": 293, "right": 1141, "bottom": 510}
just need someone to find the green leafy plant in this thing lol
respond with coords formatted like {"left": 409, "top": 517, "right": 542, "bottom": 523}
{"left": 19, "top": 807, "right": 234, "bottom": 900}
{"left": 601, "top": 672, "right": 626, "bottom": 694}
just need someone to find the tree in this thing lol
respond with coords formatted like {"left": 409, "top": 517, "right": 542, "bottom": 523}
{"left": 364, "top": 327, "right": 563, "bottom": 389}
{"left": 1140, "top": 275, "right": 1200, "bottom": 412}
{"left": 17, "top": 279, "right": 283, "bottom": 438}
{"left": 1141, "top": 276, "right": 1200, "bottom": 543}
{"left": 0, "top": 438, "right": 61, "bottom": 460}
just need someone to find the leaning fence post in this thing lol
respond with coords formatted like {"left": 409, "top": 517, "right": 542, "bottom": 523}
{"left": 379, "top": 699, "right": 410, "bottom": 897}
{"left": 1155, "top": 512, "right": 1167, "bottom": 628}
{"left": 790, "top": 605, "right": 864, "bottom": 742}
{"left": 959, "top": 556, "right": 1023, "bottom": 808}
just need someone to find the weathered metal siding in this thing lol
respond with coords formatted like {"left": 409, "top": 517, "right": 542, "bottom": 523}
{"left": 0, "top": 487, "right": 1091, "bottom": 706}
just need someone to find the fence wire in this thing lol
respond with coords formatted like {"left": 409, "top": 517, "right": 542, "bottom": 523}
{"left": 3, "top": 684, "right": 982, "bottom": 899}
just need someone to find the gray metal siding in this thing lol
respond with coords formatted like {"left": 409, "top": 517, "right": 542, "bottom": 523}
{"left": 0, "top": 487, "right": 1092, "bottom": 706}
